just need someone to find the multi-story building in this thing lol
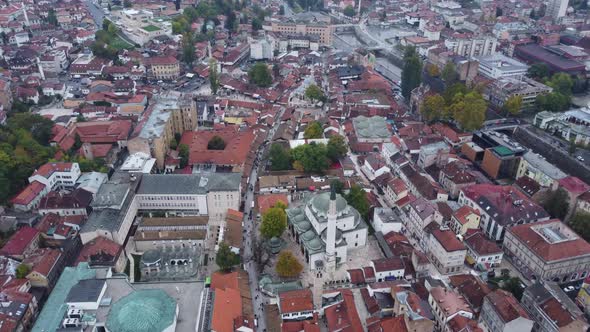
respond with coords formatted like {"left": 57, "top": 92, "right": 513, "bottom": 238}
{"left": 521, "top": 282, "right": 589, "bottom": 332}
{"left": 486, "top": 77, "right": 553, "bottom": 111}
{"left": 403, "top": 197, "right": 443, "bottom": 251}
{"left": 28, "top": 162, "right": 81, "bottom": 191}
{"left": 533, "top": 108, "right": 590, "bottom": 146}
{"left": 383, "top": 177, "right": 408, "bottom": 206}
{"left": 269, "top": 21, "right": 333, "bottom": 46}
{"left": 278, "top": 289, "right": 314, "bottom": 321}
{"left": 464, "top": 232, "right": 503, "bottom": 269}
{"left": 438, "top": 161, "right": 476, "bottom": 199}
{"left": 146, "top": 56, "right": 180, "bottom": 80}
{"left": 479, "top": 290, "right": 534, "bottom": 332}
{"left": 477, "top": 54, "right": 529, "bottom": 79}
{"left": 39, "top": 49, "right": 69, "bottom": 76}
{"left": 450, "top": 205, "right": 480, "bottom": 236}
{"left": 428, "top": 286, "right": 474, "bottom": 331}
{"left": 516, "top": 152, "right": 567, "bottom": 187}
{"left": 418, "top": 141, "right": 450, "bottom": 169}
{"left": 459, "top": 184, "right": 549, "bottom": 241}
{"left": 134, "top": 216, "right": 208, "bottom": 252}
{"left": 503, "top": 219, "right": 590, "bottom": 283}
{"left": 444, "top": 35, "right": 497, "bottom": 57}
{"left": 547, "top": 0, "right": 569, "bottom": 20}
{"left": 427, "top": 228, "right": 466, "bottom": 275}
{"left": 128, "top": 91, "right": 197, "bottom": 169}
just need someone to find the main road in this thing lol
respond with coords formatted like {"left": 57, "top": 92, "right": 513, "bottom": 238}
{"left": 241, "top": 106, "right": 286, "bottom": 332}
{"left": 83, "top": 0, "right": 105, "bottom": 28}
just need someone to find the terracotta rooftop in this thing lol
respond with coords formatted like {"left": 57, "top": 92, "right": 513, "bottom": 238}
{"left": 558, "top": 176, "right": 590, "bottom": 195}
{"left": 453, "top": 206, "right": 480, "bottom": 225}
{"left": 257, "top": 194, "right": 289, "bottom": 214}
{"left": 464, "top": 232, "right": 502, "bottom": 256}
{"left": 32, "top": 162, "right": 74, "bottom": 178}
{"left": 429, "top": 286, "right": 473, "bottom": 318}
{"left": 22, "top": 248, "right": 61, "bottom": 276}
{"left": 485, "top": 290, "right": 530, "bottom": 323}
{"left": 431, "top": 229, "right": 465, "bottom": 252}
{"left": 0, "top": 227, "right": 39, "bottom": 257}
{"left": 507, "top": 219, "right": 590, "bottom": 262}
{"left": 448, "top": 274, "right": 491, "bottom": 310}
{"left": 372, "top": 257, "right": 405, "bottom": 272}
{"left": 279, "top": 289, "right": 313, "bottom": 314}
{"left": 10, "top": 181, "right": 46, "bottom": 206}
{"left": 180, "top": 127, "right": 256, "bottom": 166}
{"left": 75, "top": 237, "right": 122, "bottom": 267}
{"left": 325, "top": 290, "right": 364, "bottom": 332}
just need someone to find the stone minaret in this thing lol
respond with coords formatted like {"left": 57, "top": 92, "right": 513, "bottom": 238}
{"left": 325, "top": 185, "right": 337, "bottom": 273}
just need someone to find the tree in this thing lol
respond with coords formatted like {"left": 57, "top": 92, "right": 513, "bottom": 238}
{"left": 305, "top": 84, "right": 325, "bottom": 103}
{"left": 443, "top": 83, "right": 468, "bottom": 105}
{"left": 260, "top": 205, "right": 287, "bottom": 239}
{"left": 251, "top": 17, "right": 262, "bottom": 31}
{"left": 401, "top": 47, "right": 422, "bottom": 99}
{"left": 343, "top": 5, "right": 355, "bottom": 17}
{"left": 107, "top": 22, "right": 118, "bottom": 35}
{"left": 541, "top": 188, "right": 569, "bottom": 220}
{"left": 450, "top": 91, "right": 487, "bottom": 131}
{"left": 503, "top": 95, "right": 522, "bottom": 115}
{"left": 346, "top": 185, "right": 369, "bottom": 220}
{"left": 570, "top": 212, "right": 590, "bottom": 242}
{"left": 16, "top": 264, "right": 30, "bottom": 279}
{"left": 331, "top": 179, "right": 344, "bottom": 194}
{"left": 209, "top": 59, "right": 219, "bottom": 95}
{"left": 179, "top": 143, "right": 189, "bottom": 168}
{"left": 7, "top": 113, "right": 54, "bottom": 146}
{"left": 326, "top": 135, "right": 347, "bottom": 162}
{"left": 276, "top": 251, "right": 303, "bottom": 278}
{"left": 569, "top": 138, "right": 576, "bottom": 155}
{"left": 102, "top": 19, "right": 113, "bottom": 32}
{"left": 216, "top": 242, "right": 240, "bottom": 272}
{"left": 535, "top": 92, "right": 570, "bottom": 113}
{"left": 546, "top": 73, "right": 573, "bottom": 96}
{"left": 269, "top": 143, "right": 291, "bottom": 171}
{"left": 303, "top": 121, "right": 323, "bottom": 139}
{"left": 249, "top": 63, "right": 272, "bottom": 87}
{"left": 207, "top": 135, "right": 226, "bottom": 150}
{"left": 279, "top": 5, "right": 285, "bottom": 15}
{"left": 182, "top": 34, "right": 195, "bottom": 66}
{"left": 224, "top": 11, "right": 237, "bottom": 33}
{"left": 501, "top": 278, "right": 524, "bottom": 301}
{"left": 420, "top": 94, "right": 446, "bottom": 122}
{"left": 527, "top": 63, "right": 549, "bottom": 81}
{"left": 442, "top": 62, "right": 459, "bottom": 84}
{"left": 426, "top": 64, "right": 440, "bottom": 77}
{"left": 290, "top": 143, "right": 330, "bottom": 173}
{"left": 47, "top": 9, "right": 58, "bottom": 26}
{"left": 495, "top": 7, "right": 503, "bottom": 17}
{"left": 124, "top": 0, "right": 132, "bottom": 8}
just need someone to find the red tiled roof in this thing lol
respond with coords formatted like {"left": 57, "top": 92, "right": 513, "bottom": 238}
{"left": 75, "top": 237, "right": 122, "bottom": 266}
{"left": 257, "top": 194, "right": 288, "bottom": 215}
{"left": 464, "top": 232, "right": 501, "bottom": 256}
{"left": 180, "top": 127, "right": 256, "bottom": 166}
{"left": 507, "top": 219, "right": 590, "bottom": 262}
{"left": 23, "top": 248, "right": 61, "bottom": 276}
{"left": 453, "top": 205, "right": 480, "bottom": 225}
{"left": 360, "top": 288, "right": 379, "bottom": 315}
{"left": 146, "top": 56, "right": 178, "bottom": 66}
{"left": 431, "top": 229, "right": 465, "bottom": 252}
{"left": 347, "top": 269, "right": 365, "bottom": 284}
{"left": 325, "top": 290, "right": 363, "bottom": 331}
{"left": 32, "top": 162, "right": 74, "bottom": 178}
{"left": 558, "top": 176, "right": 590, "bottom": 195}
{"left": 0, "top": 227, "right": 39, "bottom": 256}
{"left": 448, "top": 274, "right": 491, "bottom": 309}
{"left": 279, "top": 289, "right": 313, "bottom": 314}
{"left": 372, "top": 257, "right": 404, "bottom": 272}
{"left": 447, "top": 315, "right": 482, "bottom": 332}
{"left": 430, "top": 287, "right": 473, "bottom": 317}
{"left": 486, "top": 290, "right": 530, "bottom": 323}
{"left": 10, "top": 181, "right": 46, "bottom": 206}
{"left": 539, "top": 297, "right": 577, "bottom": 327}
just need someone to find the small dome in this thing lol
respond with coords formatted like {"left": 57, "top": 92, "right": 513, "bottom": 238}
{"left": 307, "top": 237, "right": 323, "bottom": 251}
{"left": 310, "top": 192, "right": 348, "bottom": 218}
{"left": 142, "top": 250, "right": 161, "bottom": 265}
{"left": 291, "top": 207, "right": 302, "bottom": 215}
{"left": 106, "top": 289, "right": 177, "bottom": 332}
{"left": 294, "top": 214, "right": 305, "bottom": 222}
{"left": 295, "top": 220, "right": 312, "bottom": 232}
{"left": 302, "top": 230, "right": 317, "bottom": 242}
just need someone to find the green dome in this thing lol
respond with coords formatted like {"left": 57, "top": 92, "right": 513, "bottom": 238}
{"left": 310, "top": 192, "right": 348, "bottom": 218}
{"left": 295, "top": 220, "right": 312, "bottom": 233}
{"left": 142, "top": 250, "right": 161, "bottom": 266}
{"left": 306, "top": 237, "right": 323, "bottom": 251}
{"left": 106, "top": 289, "right": 177, "bottom": 332}
{"left": 294, "top": 214, "right": 305, "bottom": 222}
{"left": 302, "top": 230, "right": 317, "bottom": 242}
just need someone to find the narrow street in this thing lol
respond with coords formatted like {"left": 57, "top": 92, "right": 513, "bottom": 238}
{"left": 241, "top": 107, "right": 286, "bottom": 332}
{"left": 83, "top": 0, "right": 105, "bottom": 29}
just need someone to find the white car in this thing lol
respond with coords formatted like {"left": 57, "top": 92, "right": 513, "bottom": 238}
{"left": 577, "top": 156, "right": 585, "bottom": 162}
{"left": 563, "top": 286, "right": 575, "bottom": 292}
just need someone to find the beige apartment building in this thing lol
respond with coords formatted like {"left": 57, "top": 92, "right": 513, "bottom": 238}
{"left": 146, "top": 56, "right": 180, "bottom": 80}
{"left": 504, "top": 219, "right": 590, "bottom": 283}
{"left": 128, "top": 91, "right": 197, "bottom": 169}
{"left": 269, "top": 22, "right": 334, "bottom": 46}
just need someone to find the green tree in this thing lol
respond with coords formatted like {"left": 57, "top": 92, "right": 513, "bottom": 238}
{"left": 570, "top": 212, "right": 590, "bottom": 242}
{"left": 179, "top": 143, "right": 189, "bottom": 168}
{"left": 443, "top": 83, "right": 468, "bottom": 105}
{"left": 251, "top": 18, "right": 262, "bottom": 31}
{"left": 401, "top": 47, "right": 423, "bottom": 99}
{"left": 546, "top": 73, "right": 574, "bottom": 96}
{"left": 102, "top": 19, "right": 113, "bottom": 32}
{"left": 345, "top": 184, "right": 369, "bottom": 220}
{"left": 16, "top": 264, "right": 30, "bottom": 279}
{"left": 290, "top": 143, "right": 330, "bottom": 173}
{"left": 331, "top": 179, "right": 344, "bottom": 194}
{"left": 7, "top": 113, "right": 54, "bottom": 146}
{"left": 279, "top": 5, "right": 285, "bottom": 15}
{"left": 450, "top": 91, "right": 487, "bottom": 131}
{"left": 426, "top": 63, "right": 440, "bottom": 77}
{"left": 420, "top": 94, "right": 446, "bottom": 122}
{"left": 260, "top": 205, "right": 287, "bottom": 239}
{"left": 535, "top": 92, "right": 570, "bottom": 112}
{"left": 107, "top": 22, "right": 118, "bottom": 35}
{"left": 501, "top": 279, "right": 524, "bottom": 301}
{"left": 124, "top": 0, "right": 132, "bottom": 8}
{"left": 304, "top": 84, "right": 325, "bottom": 102}
{"left": 207, "top": 135, "right": 226, "bottom": 150}
{"left": 216, "top": 242, "right": 240, "bottom": 272}
{"left": 442, "top": 62, "right": 459, "bottom": 84}
{"left": 182, "top": 34, "right": 195, "bottom": 66}
{"left": 527, "top": 63, "right": 549, "bottom": 81}
{"left": 503, "top": 95, "right": 522, "bottom": 115}
{"left": 224, "top": 11, "right": 238, "bottom": 33}
{"left": 569, "top": 138, "right": 577, "bottom": 155}
{"left": 541, "top": 188, "right": 569, "bottom": 220}
{"left": 47, "top": 9, "right": 58, "bottom": 26}
{"left": 303, "top": 121, "right": 323, "bottom": 139}
{"left": 343, "top": 5, "right": 355, "bottom": 17}
{"left": 249, "top": 63, "right": 272, "bottom": 87}
{"left": 269, "top": 143, "right": 291, "bottom": 171}
{"left": 276, "top": 250, "right": 303, "bottom": 278}
{"left": 326, "top": 135, "right": 347, "bottom": 162}
{"left": 184, "top": 7, "right": 199, "bottom": 22}
{"left": 209, "top": 59, "right": 219, "bottom": 95}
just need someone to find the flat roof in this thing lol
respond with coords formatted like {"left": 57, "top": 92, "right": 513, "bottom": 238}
{"left": 137, "top": 173, "right": 241, "bottom": 195}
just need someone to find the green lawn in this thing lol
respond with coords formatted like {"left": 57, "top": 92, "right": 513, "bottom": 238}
{"left": 142, "top": 24, "right": 161, "bottom": 32}
{"left": 110, "top": 36, "right": 134, "bottom": 50}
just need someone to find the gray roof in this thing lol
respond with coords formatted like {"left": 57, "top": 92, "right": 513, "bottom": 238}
{"left": 137, "top": 173, "right": 241, "bottom": 195}
{"left": 66, "top": 279, "right": 106, "bottom": 303}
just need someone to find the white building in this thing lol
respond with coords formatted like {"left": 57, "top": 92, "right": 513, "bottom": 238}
{"left": 29, "top": 162, "right": 81, "bottom": 190}
{"left": 250, "top": 38, "right": 275, "bottom": 60}
{"left": 120, "top": 152, "right": 156, "bottom": 174}
{"left": 427, "top": 228, "right": 466, "bottom": 275}
{"left": 403, "top": 197, "right": 442, "bottom": 251}
{"left": 477, "top": 54, "right": 529, "bottom": 80}
{"left": 372, "top": 208, "right": 403, "bottom": 234}
{"left": 444, "top": 36, "right": 497, "bottom": 57}
{"left": 371, "top": 257, "right": 405, "bottom": 282}
{"left": 547, "top": 0, "right": 568, "bottom": 20}
{"left": 286, "top": 190, "right": 368, "bottom": 272}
